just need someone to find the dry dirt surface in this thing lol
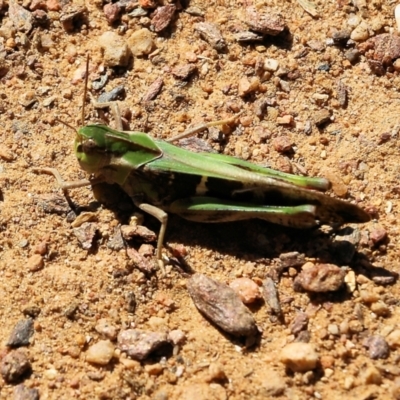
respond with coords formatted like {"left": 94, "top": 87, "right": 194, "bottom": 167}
{"left": 2, "top": 0, "right": 400, "bottom": 399}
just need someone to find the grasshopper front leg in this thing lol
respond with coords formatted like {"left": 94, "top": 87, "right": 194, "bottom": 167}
{"left": 33, "top": 167, "right": 101, "bottom": 190}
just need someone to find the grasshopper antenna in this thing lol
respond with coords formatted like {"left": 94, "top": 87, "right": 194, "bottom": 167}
{"left": 55, "top": 117, "right": 77, "bottom": 133}
{"left": 81, "top": 54, "right": 90, "bottom": 128}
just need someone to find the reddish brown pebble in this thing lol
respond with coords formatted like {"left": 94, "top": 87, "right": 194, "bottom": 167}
{"left": 152, "top": 4, "right": 176, "bottom": 32}
{"left": 33, "top": 241, "right": 47, "bottom": 255}
{"left": 229, "top": 278, "right": 260, "bottom": 304}
{"left": 73, "top": 222, "right": 97, "bottom": 250}
{"left": 142, "top": 77, "right": 163, "bottom": 102}
{"left": 126, "top": 247, "right": 155, "bottom": 273}
{"left": 139, "top": 0, "right": 157, "bottom": 8}
{"left": 369, "top": 226, "right": 387, "bottom": 245}
{"left": 359, "top": 34, "right": 400, "bottom": 66}
{"left": 138, "top": 244, "right": 154, "bottom": 258}
{"left": 26, "top": 254, "right": 44, "bottom": 272}
{"left": 187, "top": 274, "right": 258, "bottom": 337}
{"left": 272, "top": 136, "right": 292, "bottom": 153}
{"left": 30, "top": 0, "right": 46, "bottom": 10}
{"left": 295, "top": 263, "right": 345, "bottom": 292}
{"left": 244, "top": 7, "right": 286, "bottom": 35}
{"left": 118, "top": 329, "right": 169, "bottom": 360}
{"left": 46, "top": 0, "right": 61, "bottom": 11}
{"left": 121, "top": 224, "right": 157, "bottom": 243}
{"left": 290, "top": 312, "right": 309, "bottom": 335}
{"left": 172, "top": 64, "right": 197, "bottom": 80}
{"left": 103, "top": 3, "right": 121, "bottom": 24}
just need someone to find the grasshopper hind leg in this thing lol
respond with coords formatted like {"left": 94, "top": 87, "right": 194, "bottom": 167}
{"left": 133, "top": 201, "right": 169, "bottom": 272}
{"left": 168, "top": 196, "right": 319, "bottom": 228}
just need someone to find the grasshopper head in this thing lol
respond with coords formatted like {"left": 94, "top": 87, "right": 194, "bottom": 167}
{"left": 75, "top": 125, "right": 113, "bottom": 174}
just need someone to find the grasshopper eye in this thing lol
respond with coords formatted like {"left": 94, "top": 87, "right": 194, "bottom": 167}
{"left": 82, "top": 139, "right": 98, "bottom": 154}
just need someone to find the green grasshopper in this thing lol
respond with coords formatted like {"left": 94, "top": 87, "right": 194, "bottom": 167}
{"left": 37, "top": 59, "right": 370, "bottom": 268}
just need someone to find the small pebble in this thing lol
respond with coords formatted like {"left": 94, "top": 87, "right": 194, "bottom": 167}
{"left": 46, "top": 0, "right": 61, "bottom": 12}
{"left": 280, "top": 252, "right": 305, "bottom": 268}
{"left": 118, "top": 329, "right": 169, "bottom": 360}
{"left": 99, "top": 31, "right": 131, "bottom": 67}
{"left": 26, "top": 254, "right": 44, "bottom": 272}
{"left": 350, "top": 21, "right": 370, "bottom": 41}
{"left": 264, "top": 58, "right": 279, "bottom": 72}
{"left": 86, "top": 340, "right": 115, "bottom": 366}
{"left": 127, "top": 28, "right": 154, "bottom": 56}
{"left": 243, "top": 6, "right": 286, "bottom": 35}
{"left": 238, "top": 76, "right": 259, "bottom": 96}
{"left": 152, "top": 4, "right": 176, "bottom": 32}
{"left": 280, "top": 342, "right": 319, "bottom": 372}
{"left": 327, "top": 324, "right": 339, "bottom": 336}
{"left": 139, "top": 0, "right": 157, "bottom": 8}
{"left": 14, "top": 384, "right": 40, "bottom": 400}
{"left": 363, "top": 335, "right": 390, "bottom": 359}
{"left": 261, "top": 277, "right": 282, "bottom": 316}
{"left": 172, "top": 64, "right": 197, "bottom": 80}
{"left": 73, "top": 222, "right": 97, "bottom": 250}
{"left": 229, "top": 278, "right": 260, "bottom": 304}
{"left": 369, "top": 225, "right": 387, "bottom": 245}
{"left": 370, "top": 301, "right": 390, "bottom": 317}
{"left": 345, "top": 48, "right": 360, "bottom": 64}
{"left": 168, "top": 329, "right": 186, "bottom": 346}
{"left": 194, "top": 22, "right": 226, "bottom": 51}
{"left": 95, "top": 319, "right": 118, "bottom": 341}
{"left": 8, "top": 1, "right": 33, "bottom": 33}
{"left": 290, "top": 312, "right": 309, "bottom": 335}
{"left": 387, "top": 330, "right": 400, "bottom": 349}
{"left": 103, "top": 3, "right": 121, "bottom": 24}
{"left": 142, "top": 77, "right": 163, "bottom": 102}
{"left": 272, "top": 136, "right": 292, "bottom": 153}
{"left": 294, "top": 263, "right": 345, "bottom": 292}
{"left": 126, "top": 247, "right": 155, "bottom": 273}
{"left": 276, "top": 115, "right": 293, "bottom": 125}
{"left": 344, "top": 270, "right": 356, "bottom": 292}
{"left": 314, "top": 109, "right": 331, "bottom": 126}
{"left": 121, "top": 224, "right": 156, "bottom": 243}
{"left": 260, "top": 370, "right": 286, "bottom": 396}
{"left": 7, "top": 319, "right": 34, "bottom": 347}
{"left": 187, "top": 274, "right": 258, "bottom": 337}
{"left": 0, "top": 349, "right": 31, "bottom": 383}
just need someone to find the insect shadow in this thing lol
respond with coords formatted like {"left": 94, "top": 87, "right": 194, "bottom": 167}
{"left": 84, "top": 182, "right": 387, "bottom": 277}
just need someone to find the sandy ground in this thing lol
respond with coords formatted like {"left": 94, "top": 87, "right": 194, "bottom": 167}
{"left": 1, "top": 0, "right": 400, "bottom": 399}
